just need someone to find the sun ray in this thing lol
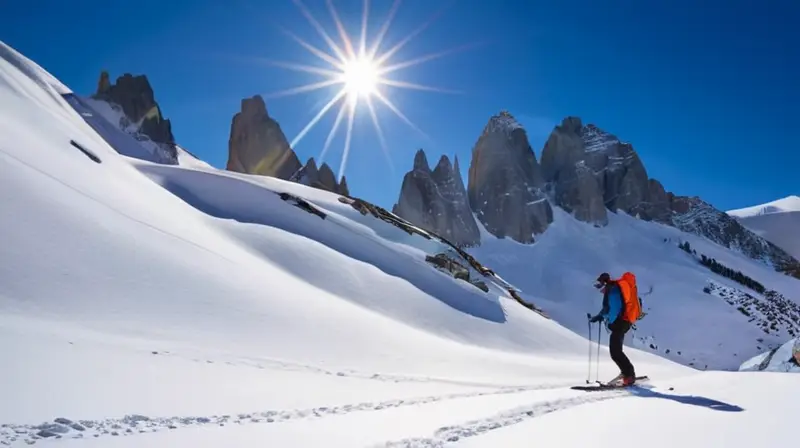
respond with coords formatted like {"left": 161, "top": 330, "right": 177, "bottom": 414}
{"left": 365, "top": 96, "right": 395, "bottom": 175}
{"left": 337, "top": 99, "right": 358, "bottom": 183}
{"left": 374, "top": 2, "right": 452, "bottom": 67}
{"left": 278, "top": 26, "right": 344, "bottom": 69}
{"left": 378, "top": 42, "right": 483, "bottom": 75}
{"left": 359, "top": 0, "right": 370, "bottom": 56}
{"left": 368, "top": 0, "right": 402, "bottom": 59}
{"left": 373, "top": 90, "right": 432, "bottom": 143}
{"left": 290, "top": 88, "right": 347, "bottom": 149}
{"left": 263, "top": 0, "right": 475, "bottom": 181}
{"left": 378, "top": 78, "right": 461, "bottom": 94}
{"left": 325, "top": 0, "right": 356, "bottom": 60}
{"left": 292, "top": 0, "right": 349, "bottom": 64}
{"left": 265, "top": 79, "right": 342, "bottom": 99}
{"left": 318, "top": 99, "right": 349, "bottom": 165}
{"left": 252, "top": 57, "right": 341, "bottom": 78}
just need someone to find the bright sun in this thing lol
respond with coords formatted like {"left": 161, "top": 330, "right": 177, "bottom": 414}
{"left": 260, "top": 0, "right": 470, "bottom": 183}
{"left": 341, "top": 57, "right": 379, "bottom": 98}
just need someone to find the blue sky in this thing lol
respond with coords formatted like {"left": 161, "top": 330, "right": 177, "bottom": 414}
{"left": 2, "top": 0, "right": 797, "bottom": 211}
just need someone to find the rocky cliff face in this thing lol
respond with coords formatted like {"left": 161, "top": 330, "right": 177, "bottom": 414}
{"left": 669, "top": 195, "right": 800, "bottom": 274}
{"left": 393, "top": 110, "right": 800, "bottom": 275}
{"left": 294, "top": 157, "right": 350, "bottom": 196}
{"left": 539, "top": 116, "right": 800, "bottom": 273}
{"left": 226, "top": 95, "right": 302, "bottom": 180}
{"left": 393, "top": 150, "right": 480, "bottom": 247}
{"left": 467, "top": 111, "right": 552, "bottom": 243}
{"left": 540, "top": 117, "right": 666, "bottom": 224}
{"left": 227, "top": 95, "right": 349, "bottom": 195}
{"left": 93, "top": 71, "right": 177, "bottom": 163}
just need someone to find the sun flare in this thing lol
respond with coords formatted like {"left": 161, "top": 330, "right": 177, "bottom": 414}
{"left": 341, "top": 56, "right": 380, "bottom": 99}
{"left": 259, "top": 0, "right": 473, "bottom": 182}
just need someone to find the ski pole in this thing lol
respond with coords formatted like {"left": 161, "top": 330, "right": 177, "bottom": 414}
{"left": 595, "top": 321, "right": 601, "bottom": 382}
{"left": 586, "top": 313, "right": 592, "bottom": 383}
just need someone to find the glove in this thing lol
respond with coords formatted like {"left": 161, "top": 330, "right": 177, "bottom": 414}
{"left": 589, "top": 314, "right": 603, "bottom": 323}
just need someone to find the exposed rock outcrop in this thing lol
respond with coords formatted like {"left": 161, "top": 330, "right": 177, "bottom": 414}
{"left": 393, "top": 149, "right": 480, "bottom": 247}
{"left": 294, "top": 157, "right": 350, "bottom": 196}
{"left": 93, "top": 71, "right": 176, "bottom": 147}
{"left": 226, "top": 95, "right": 302, "bottom": 180}
{"left": 538, "top": 116, "right": 800, "bottom": 274}
{"left": 540, "top": 117, "right": 659, "bottom": 224}
{"left": 668, "top": 195, "right": 800, "bottom": 275}
{"left": 92, "top": 71, "right": 177, "bottom": 163}
{"left": 467, "top": 111, "right": 552, "bottom": 243}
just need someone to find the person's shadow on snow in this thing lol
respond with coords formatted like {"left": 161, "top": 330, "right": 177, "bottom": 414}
{"left": 627, "top": 386, "right": 744, "bottom": 412}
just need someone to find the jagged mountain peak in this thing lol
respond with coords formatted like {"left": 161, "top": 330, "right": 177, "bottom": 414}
{"left": 413, "top": 148, "right": 430, "bottom": 171}
{"left": 226, "top": 94, "right": 302, "bottom": 180}
{"left": 88, "top": 70, "right": 177, "bottom": 162}
{"left": 484, "top": 110, "right": 524, "bottom": 135}
{"left": 434, "top": 154, "right": 453, "bottom": 173}
{"left": 394, "top": 150, "right": 480, "bottom": 247}
{"left": 241, "top": 94, "right": 269, "bottom": 119}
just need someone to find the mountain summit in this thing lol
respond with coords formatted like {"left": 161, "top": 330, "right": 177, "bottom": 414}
{"left": 395, "top": 113, "right": 800, "bottom": 278}
{"left": 467, "top": 111, "right": 552, "bottom": 243}
{"left": 393, "top": 149, "right": 480, "bottom": 247}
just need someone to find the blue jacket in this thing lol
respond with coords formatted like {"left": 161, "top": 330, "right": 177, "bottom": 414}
{"left": 599, "top": 282, "right": 623, "bottom": 324}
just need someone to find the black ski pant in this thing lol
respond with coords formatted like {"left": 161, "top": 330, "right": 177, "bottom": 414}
{"left": 608, "top": 319, "right": 635, "bottom": 377}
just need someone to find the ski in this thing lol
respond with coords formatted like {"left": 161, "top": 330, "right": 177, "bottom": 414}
{"left": 571, "top": 375, "right": 649, "bottom": 391}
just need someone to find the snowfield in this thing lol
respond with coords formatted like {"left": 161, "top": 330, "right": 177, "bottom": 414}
{"left": 2, "top": 39, "right": 800, "bottom": 447}
{"left": 728, "top": 195, "right": 800, "bottom": 260}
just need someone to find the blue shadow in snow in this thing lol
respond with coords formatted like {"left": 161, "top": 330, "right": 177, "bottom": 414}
{"left": 628, "top": 386, "right": 744, "bottom": 412}
{"left": 154, "top": 176, "right": 507, "bottom": 324}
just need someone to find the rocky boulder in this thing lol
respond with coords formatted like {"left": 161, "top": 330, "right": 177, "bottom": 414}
{"left": 467, "top": 111, "right": 552, "bottom": 243}
{"left": 393, "top": 150, "right": 480, "bottom": 247}
{"left": 226, "top": 95, "right": 302, "bottom": 180}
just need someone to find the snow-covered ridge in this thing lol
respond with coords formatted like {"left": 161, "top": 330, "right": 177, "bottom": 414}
{"left": 740, "top": 337, "right": 800, "bottom": 373}
{"left": 726, "top": 195, "right": 800, "bottom": 261}
{"left": 728, "top": 195, "right": 800, "bottom": 218}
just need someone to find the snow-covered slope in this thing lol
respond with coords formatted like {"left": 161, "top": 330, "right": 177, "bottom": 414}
{"left": 469, "top": 207, "right": 800, "bottom": 371}
{"left": 728, "top": 195, "right": 800, "bottom": 260}
{"left": 740, "top": 338, "right": 800, "bottom": 373}
{"left": 2, "top": 40, "right": 799, "bottom": 447}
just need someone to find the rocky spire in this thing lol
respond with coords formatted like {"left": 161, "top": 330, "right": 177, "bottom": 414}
{"left": 226, "top": 95, "right": 302, "bottom": 180}
{"left": 393, "top": 150, "right": 480, "bottom": 247}
{"left": 466, "top": 111, "right": 552, "bottom": 243}
{"left": 93, "top": 72, "right": 175, "bottom": 147}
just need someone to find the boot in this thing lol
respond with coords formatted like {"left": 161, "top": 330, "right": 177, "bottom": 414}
{"left": 606, "top": 372, "right": 624, "bottom": 386}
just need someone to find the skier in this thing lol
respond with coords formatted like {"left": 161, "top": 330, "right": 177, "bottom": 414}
{"left": 589, "top": 272, "right": 638, "bottom": 386}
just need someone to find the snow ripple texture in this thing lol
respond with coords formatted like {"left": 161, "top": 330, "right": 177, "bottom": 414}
{"left": 0, "top": 383, "right": 597, "bottom": 446}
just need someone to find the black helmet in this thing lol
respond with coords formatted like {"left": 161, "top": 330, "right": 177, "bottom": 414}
{"left": 594, "top": 272, "right": 611, "bottom": 289}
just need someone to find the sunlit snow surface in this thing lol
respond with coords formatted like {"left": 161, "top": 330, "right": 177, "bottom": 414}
{"left": 1, "top": 40, "right": 799, "bottom": 447}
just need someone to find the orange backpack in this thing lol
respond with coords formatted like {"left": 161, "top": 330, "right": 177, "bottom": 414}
{"left": 617, "top": 272, "right": 643, "bottom": 323}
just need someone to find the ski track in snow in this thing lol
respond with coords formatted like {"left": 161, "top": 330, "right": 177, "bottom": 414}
{"left": 151, "top": 349, "right": 543, "bottom": 390}
{"left": 0, "top": 382, "right": 599, "bottom": 446}
{"left": 374, "top": 392, "right": 627, "bottom": 447}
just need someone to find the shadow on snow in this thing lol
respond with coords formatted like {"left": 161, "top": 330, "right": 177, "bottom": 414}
{"left": 141, "top": 168, "right": 506, "bottom": 324}
{"left": 629, "top": 386, "right": 744, "bottom": 412}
